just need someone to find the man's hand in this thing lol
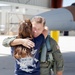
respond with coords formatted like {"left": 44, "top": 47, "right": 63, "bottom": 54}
{"left": 21, "top": 39, "right": 35, "bottom": 49}
{"left": 56, "top": 71, "right": 63, "bottom": 75}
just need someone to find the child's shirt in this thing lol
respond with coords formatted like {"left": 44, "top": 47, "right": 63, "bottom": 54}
{"left": 11, "top": 34, "right": 45, "bottom": 75}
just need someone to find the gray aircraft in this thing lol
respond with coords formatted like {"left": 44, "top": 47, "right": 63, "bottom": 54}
{"left": 37, "top": 5, "right": 75, "bottom": 31}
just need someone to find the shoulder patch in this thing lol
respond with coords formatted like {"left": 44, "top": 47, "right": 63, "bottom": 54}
{"left": 56, "top": 45, "right": 60, "bottom": 50}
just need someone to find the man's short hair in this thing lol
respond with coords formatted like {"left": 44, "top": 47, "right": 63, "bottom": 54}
{"left": 31, "top": 16, "right": 46, "bottom": 26}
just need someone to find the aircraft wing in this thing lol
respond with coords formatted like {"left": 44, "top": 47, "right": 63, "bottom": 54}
{"left": 37, "top": 6, "right": 75, "bottom": 31}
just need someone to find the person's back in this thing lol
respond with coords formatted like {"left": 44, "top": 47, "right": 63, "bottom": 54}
{"left": 12, "top": 34, "right": 45, "bottom": 75}
{"left": 13, "top": 19, "right": 33, "bottom": 59}
{"left": 2, "top": 18, "right": 46, "bottom": 75}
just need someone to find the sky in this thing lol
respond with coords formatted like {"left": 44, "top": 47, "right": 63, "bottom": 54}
{"left": 63, "top": 0, "right": 75, "bottom": 6}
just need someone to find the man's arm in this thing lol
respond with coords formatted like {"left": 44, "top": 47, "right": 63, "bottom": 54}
{"left": 56, "top": 71, "right": 63, "bottom": 75}
{"left": 50, "top": 38, "right": 64, "bottom": 75}
{"left": 2, "top": 36, "right": 35, "bottom": 48}
{"left": 2, "top": 36, "right": 16, "bottom": 47}
{"left": 2, "top": 26, "right": 48, "bottom": 48}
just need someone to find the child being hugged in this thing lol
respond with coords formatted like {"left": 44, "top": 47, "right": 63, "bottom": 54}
{"left": 11, "top": 19, "right": 45, "bottom": 75}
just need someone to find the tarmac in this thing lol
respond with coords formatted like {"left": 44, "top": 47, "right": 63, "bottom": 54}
{"left": 0, "top": 35, "right": 75, "bottom": 75}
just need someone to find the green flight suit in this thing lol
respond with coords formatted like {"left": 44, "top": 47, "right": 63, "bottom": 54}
{"left": 40, "top": 35, "right": 64, "bottom": 75}
{"left": 2, "top": 35, "right": 64, "bottom": 75}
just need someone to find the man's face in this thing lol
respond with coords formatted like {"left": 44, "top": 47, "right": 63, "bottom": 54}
{"left": 32, "top": 22, "right": 44, "bottom": 37}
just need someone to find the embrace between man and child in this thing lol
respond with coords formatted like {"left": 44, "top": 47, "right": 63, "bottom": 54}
{"left": 3, "top": 16, "right": 64, "bottom": 75}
